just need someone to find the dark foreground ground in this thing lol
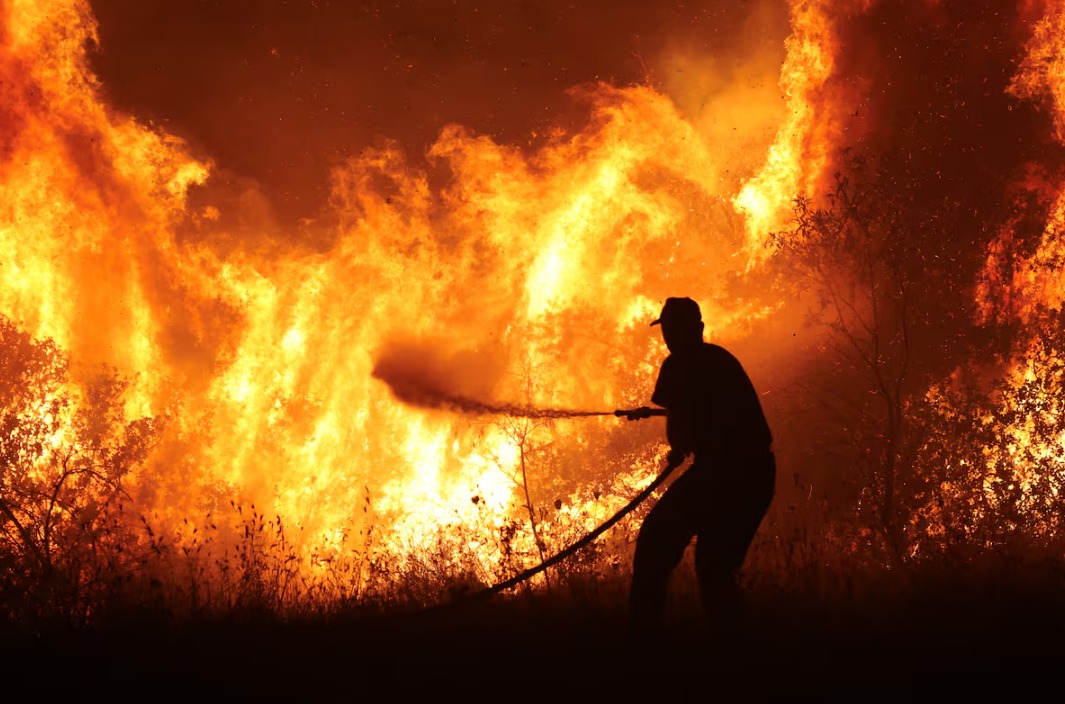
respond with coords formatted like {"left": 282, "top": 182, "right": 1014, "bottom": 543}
{"left": 2, "top": 584, "right": 1063, "bottom": 701}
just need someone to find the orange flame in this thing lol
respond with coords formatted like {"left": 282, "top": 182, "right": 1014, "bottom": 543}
{"left": 733, "top": 0, "right": 841, "bottom": 256}
{"left": 0, "top": 0, "right": 836, "bottom": 591}
{"left": 945, "top": 0, "right": 1065, "bottom": 541}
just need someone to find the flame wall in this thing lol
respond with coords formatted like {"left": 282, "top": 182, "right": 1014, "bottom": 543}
{"left": 4, "top": 0, "right": 1065, "bottom": 589}
{"left": 0, "top": 0, "right": 813, "bottom": 567}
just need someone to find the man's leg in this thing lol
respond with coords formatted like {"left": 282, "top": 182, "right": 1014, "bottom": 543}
{"left": 629, "top": 469, "right": 705, "bottom": 634}
{"left": 694, "top": 452, "right": 776, "bottom": 639}
{"left": 693, "top": 546, "right": 744, "bottom": 640}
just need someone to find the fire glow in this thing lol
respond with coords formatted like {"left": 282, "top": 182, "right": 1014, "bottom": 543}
{"left": 3, "top": 0, "right": 1065, "bottom": 616}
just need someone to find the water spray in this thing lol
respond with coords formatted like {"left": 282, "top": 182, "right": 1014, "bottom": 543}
{"left": 378, "top": 386, "right": 666, "bottom": 421}
{"left": 371, "top": 347, "right": 665, "bottom": 420}
{"left": 372, "top": 348, "right": 672, "bottom": 608}
{"left": 384, "top": 381, "right": 666, "bottom": 421}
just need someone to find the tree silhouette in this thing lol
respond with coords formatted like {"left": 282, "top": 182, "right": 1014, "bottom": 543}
{"left": 0, "top": 315, "right": 162, "bottom": 625}
{"left": 769, "top": 159, "right": 925, "bottom": 559}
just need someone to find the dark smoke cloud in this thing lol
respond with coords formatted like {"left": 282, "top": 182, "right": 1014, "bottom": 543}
{"left": 372, "top": 340, "right": 613, "bottom": 419}
{"left": 817, "top": 1, "right": 1065, "bottom": 374}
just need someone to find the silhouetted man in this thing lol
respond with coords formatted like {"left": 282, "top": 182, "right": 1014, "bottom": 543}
{"left": 627, "top": 296, "right": 775, "bottom": 636}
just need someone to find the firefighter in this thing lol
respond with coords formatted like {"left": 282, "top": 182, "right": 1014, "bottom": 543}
{"left": 626, "top": 296, "right": 776, "bottom": 636}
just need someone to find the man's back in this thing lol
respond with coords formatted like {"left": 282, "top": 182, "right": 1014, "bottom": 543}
{"left": 650, "top": 341, "right": 772, "bottom": 458}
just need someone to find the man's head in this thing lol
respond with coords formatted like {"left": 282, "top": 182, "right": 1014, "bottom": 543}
{"left": 651, "top": 297, "right": 704, "bottom": 353}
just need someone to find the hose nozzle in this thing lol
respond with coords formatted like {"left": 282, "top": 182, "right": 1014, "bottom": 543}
{"left": 614, "top": 407, "right": 665, "bottom": 420}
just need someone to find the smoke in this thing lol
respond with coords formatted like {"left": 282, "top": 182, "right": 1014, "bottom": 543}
{"left": 85, "top": 0, "right": 790, "bottom": 228}
{"left": 372, "top": 339, "right": 615, "bottom": 419}
{"left": 653, "top": 0, "right": 790, "bottom": 184}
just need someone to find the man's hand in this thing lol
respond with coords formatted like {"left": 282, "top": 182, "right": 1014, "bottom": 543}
{"left": 666, "top": 448, "right": 689, "bottom": 466}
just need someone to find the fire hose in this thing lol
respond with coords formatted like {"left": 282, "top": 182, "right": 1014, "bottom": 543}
{"left": 431, "top": 407, "right": 677, "bottom": 608}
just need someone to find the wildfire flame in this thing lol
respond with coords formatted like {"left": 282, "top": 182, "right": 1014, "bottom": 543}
{"left": 4, "top": 0, "right": 1065, "bottom": 611}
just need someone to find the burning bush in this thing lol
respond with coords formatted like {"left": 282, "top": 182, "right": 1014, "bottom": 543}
{"left": 913, "top": 325, "right": 1065, "bottom": 551}
{"left": 0, "top": 314, "right": 161, "bottom": 627}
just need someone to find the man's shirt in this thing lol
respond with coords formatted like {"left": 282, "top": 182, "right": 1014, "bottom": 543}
{"left": 651, "top": 342, "right": 772, "bottom": 457}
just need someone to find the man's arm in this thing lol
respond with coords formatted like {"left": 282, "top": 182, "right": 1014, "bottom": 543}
{"left": 654, "top": 354, "right": 706, "bottom": 464}
{"left": 619, "top": 407, "right": 693, "bottom": 463}
{"left": 664, "top": 408, "right": 697, "bottom": 464}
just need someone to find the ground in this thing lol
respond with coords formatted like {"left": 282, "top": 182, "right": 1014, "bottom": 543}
{"left": 2, "top": 585, "right": 1061, "bottom": 701}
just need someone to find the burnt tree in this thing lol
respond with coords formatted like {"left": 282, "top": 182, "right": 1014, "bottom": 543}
{"left": 769, "top": 161, "right": 928, "bottom": 559}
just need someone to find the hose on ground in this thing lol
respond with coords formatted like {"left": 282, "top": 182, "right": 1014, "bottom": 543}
{"left": 432, "top": 455, "right": 683, "bottom": 609}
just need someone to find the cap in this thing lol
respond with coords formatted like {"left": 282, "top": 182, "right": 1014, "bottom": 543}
{"left": 650, "top": 297, "right": 702, "bottom": 327}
